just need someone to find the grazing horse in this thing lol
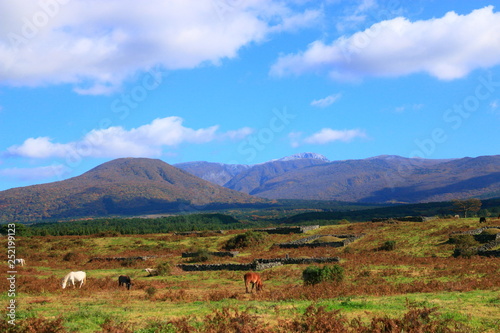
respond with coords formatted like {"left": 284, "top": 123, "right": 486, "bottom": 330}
{"left": 118, "top": 275, "right": 132, "bottom": 290}
{"left": 14, "top": 258, "right": 25, "bottom": 266}
{"left": 244, "top": 272, "right": 263, "bottom": 293}
{"left": 62, "top": 271, "right": 86, "bottom": 289}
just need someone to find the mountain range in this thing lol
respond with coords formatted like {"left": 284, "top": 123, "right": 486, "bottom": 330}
{"left": 1, "top": 153, "right": 499, "bottom": 222}
{"left": 176, "top": 153, "right": 500, "bottom": 203}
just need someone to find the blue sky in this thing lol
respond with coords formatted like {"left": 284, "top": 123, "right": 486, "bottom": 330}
{"left": 0, "top": 0, "right": 499, "bottom": 191}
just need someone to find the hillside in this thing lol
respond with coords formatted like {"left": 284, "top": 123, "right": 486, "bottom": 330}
{"left": 6, "top": 216, "right": 500, "bottom": 332}
{"left": 224, "top": 157, "right": 330, "bottom": 194}
{"left": 0, "top": 158, "right": 266, "bottom": 222}
{"left": 174, "top": 161, "right": 250, "bottom": 186}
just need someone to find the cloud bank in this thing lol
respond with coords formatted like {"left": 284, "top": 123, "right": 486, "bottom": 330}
{"left": 271, "top": 6, "right": 500, "bottom": 81}
{"left": 6, "top": 117, "right": 253, "bottom": 159}
{"left": 0, "top": 0, "right": 320, "bottom": 94}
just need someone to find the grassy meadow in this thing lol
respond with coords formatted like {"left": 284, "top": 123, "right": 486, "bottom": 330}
{"left": 2, "top": 217, "right": 500, "bottom": 332}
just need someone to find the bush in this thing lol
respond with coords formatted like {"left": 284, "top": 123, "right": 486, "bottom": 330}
{"left": 448, "top": 234, "right": 479, "bottom": 246}
{"left": 223, "top": 231, "right": 266, "bottom": 250}
{"left": 145, "top": 286, "right": 157, "bottom": 299}
{"left": 450, "top": 234, "right": 480, "bottom": 258}
{"left": 156, "top": 262, "right": 172, "bottom": 276}
{"left": 303, "top": 265, "right": 344, "bottom": 286}
{"left": 189, "top": 248, "right": 212, "bottom": 263}
{"left": 380, "top": 240, "right": 397, "bottom": 251}
{"left": 480, "top": 228, "right": 500, "bottom": 235}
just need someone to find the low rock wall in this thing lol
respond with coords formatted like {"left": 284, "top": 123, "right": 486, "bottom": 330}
{"left": 89, "top": 255, "right": 157, "bottom": 262}
{"left": 255, "top": 225, "right": 319, "bottom": 234}
{"left": 278, "top": 234, "right": 363, "bottom": 248}
{"left": 178, "top": 256, "right": 340, "bottom": 271}
{"left": 182, "top": 251, "right": 238, "bottom": 258}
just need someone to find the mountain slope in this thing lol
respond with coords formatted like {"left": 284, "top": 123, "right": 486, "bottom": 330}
{"left": 175, "top": 152, "right": 330, "bottom": 191}
{"left": 224, "top": 158, "right": 330, "bottom": 194}
{"left": 0, "top": 158, "right": 265, "bottom": 222}
{"left": 173, "top": 161, "right": 250, "bottom": 186}
{"left": 247, "top": 155, "right": 500, "bottom": 203}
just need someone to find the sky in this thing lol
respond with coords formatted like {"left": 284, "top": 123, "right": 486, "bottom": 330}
{"left": 0, "top": 0, "right": 499, "bottom": 191}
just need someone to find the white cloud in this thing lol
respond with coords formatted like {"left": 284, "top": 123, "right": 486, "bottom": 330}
{"left": 221, "top": 127, "right": 254, "bottom": 140}
{"left": 271, "top": 6, "right": 500, "bottom": 81}
{"left": 0, "top": 164, "right": 70, "bottom": 181}
{"left": 303, "top": 128, "right": 366, "bottom": 144}
{"left": 0, "top": 0, "right": 318, "bottom": 94}
{"left": 289, "top": 128, "right": 366, "bottom": 146}
{"left": 311, "top": 93, "right": 342, "bottom": 107}
{"left": 5, "top": 117, "right": 253, "bottom": 159}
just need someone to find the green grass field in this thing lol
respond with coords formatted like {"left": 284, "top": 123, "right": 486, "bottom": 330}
{"left": 2, "top": 217, "right": 500, "bottom": 332}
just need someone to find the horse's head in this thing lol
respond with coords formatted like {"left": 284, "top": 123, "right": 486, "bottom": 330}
{"left": 256, "top": 280, "right": 263, "bottom": 291}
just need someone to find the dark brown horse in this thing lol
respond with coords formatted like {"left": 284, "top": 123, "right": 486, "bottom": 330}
{"left": 244, "top": 272, "right": 263, "bottom": 293}
{"left": 118, "top": 275, "right": 132, "bottom": 290}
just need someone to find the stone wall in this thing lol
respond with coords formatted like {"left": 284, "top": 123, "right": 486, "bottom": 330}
{"left": 278, "top": 234, "right": 364, "bottom": 249}
{"left": 177, "top": 256, "right": 340, "bottom": 271}
{"left": 89, "top": 255, "right": 158, "bottom": 262}
{"left": 255, "top": 225, "right": 319, "bottom": 234}
{"left": 450, "top": 226, "right": 500, "bottom": 258}
{"left": 182, "top": 251, "right": 238, "bottom": 258}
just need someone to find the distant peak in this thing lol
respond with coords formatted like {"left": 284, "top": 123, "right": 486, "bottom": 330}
{"left": 277, "top": 152, "right": 330, "bottom": 162}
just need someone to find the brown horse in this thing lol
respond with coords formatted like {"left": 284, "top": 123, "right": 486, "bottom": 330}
{"left": 244, "top": 272, "right": 263, "bottom": 293}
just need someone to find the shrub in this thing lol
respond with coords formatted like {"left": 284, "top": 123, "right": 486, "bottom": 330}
{"left": 303, "top": 265, "right": 344, "bottom": 285}
{"left": 380, "top": 240, "right": 397, "bottom": 251}
{"left": 448, "top": 234, "right": 480, "bottom": 247}
{"left": 480, "top": 228, "right": 500, "bottom": 235}
{"left": 223, "top": 231, "right": 266, "bottom": 250}
{"left": 145, "top": 286, "right": 157, "bottom": 299}
{"left": 453, "top": 247, "right": 478, "bottom": 258}
{"left": 189, "top": 248, "right": 212, "bottom": 263}
{"left": 156, "top": 262, "right": 172, "bottom": 276}
{"left": 62, "top": 251, "right": 85, "bottom": 262}
{"left": 450, "top": 234, "right": 480, "bottom": 258}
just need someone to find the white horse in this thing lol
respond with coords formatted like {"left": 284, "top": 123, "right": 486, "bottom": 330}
{"left": 14, "top": 258, "right": 25, "bottom": 266}
{"left": 62, "top": 271, "right": 86, "bottom": 289}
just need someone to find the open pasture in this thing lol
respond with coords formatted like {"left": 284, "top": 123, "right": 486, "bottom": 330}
{"left": 2, "top": 217, "right": 500, "bottom": 332}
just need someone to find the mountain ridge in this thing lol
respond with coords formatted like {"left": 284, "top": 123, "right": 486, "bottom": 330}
{"left": 0, "top": 158, "right": 266, "bottom": 222}
{"left": 1, "top": 154, "right": 499, "bottom": 222}
{"left": 176, "top": 154, "right": 500, "bottom": 203}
